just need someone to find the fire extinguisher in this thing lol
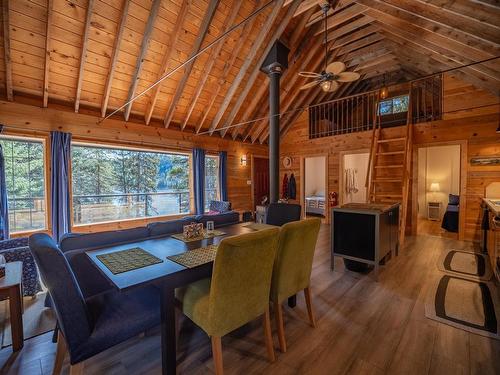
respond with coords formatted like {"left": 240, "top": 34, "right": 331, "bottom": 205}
{"left": 329, "top": 192, "right": 338, "bottom": 207}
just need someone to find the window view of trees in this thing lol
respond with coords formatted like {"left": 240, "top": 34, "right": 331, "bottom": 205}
{"left": 0, "top": 137, "right": 46, "bottom": 233}
{"left": 205, "top": 156, "right": 219, "bottom": 211}
{"left": 379, "top": 95, "right": 409, "bottom": 115}
{"left": 72, "top": 145, "right": 190, "bottom": 225}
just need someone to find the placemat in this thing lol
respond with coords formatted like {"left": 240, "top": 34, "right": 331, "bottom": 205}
{"left": 167, "top": 245, "right": 218, "bottom": 268}
{"left": 96, "top": 247, "right": 163, "bottom": 275}
{"left": 171, "top": 230, "right": 225, "bottom": 243}
{"left": 244, "top": 223, "right": 277, "bottom": 231}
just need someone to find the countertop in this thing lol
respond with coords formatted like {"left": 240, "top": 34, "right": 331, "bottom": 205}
{"left": 334, "top": 202, "right": 400, "bottom": 213}
{"left": 483, "top": 198, "right": 500, "bottom": 218}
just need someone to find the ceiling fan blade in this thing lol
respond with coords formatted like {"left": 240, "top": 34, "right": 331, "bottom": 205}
{"left": 298, "top": 71, "right": 322, "bottom": 78}
{"left": 336, "top": 71, "right": 361, "bottom": 82}
{"left": 326, "top": 62, "right": 346, "bottom": 75}
{"left": 299, "top": 80, "right": 321, "bottom": 90}
{"left": 326, "top": 81, "right": 339, "bottom": 92}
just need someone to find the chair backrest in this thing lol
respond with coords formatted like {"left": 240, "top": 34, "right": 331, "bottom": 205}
{"left": 271, "top": 218, "right": 321, "bottom": 303}
{"left": 29, "top": 234, "right": 91, "bottom": 352}
{"left": 208, "top": 228, "right": 279, "bottom": 337}
{"left": 266, "top": 203, "right": 301, "bottom": 226}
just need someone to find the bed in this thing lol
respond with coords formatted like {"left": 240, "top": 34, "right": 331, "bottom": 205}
{"left": 441, "top": 194, "right": 459, "bottom": 233}
{"left": 305, "top": 195, "right": 326, "bottom": 216}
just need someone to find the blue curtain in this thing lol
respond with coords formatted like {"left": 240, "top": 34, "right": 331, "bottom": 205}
{"left": 218, "top": 151, "right": 228, "bottom": 202}
{"left": 0, "top": 125, "right": 9, "bottom": 240}
{"left": 192, "top": 148, "right": 205, "bottom": 215}
{"left": 51, "top": 131, "right": 72, "bottom": 242}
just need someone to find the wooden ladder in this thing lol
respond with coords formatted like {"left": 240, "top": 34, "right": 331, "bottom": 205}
{"left": 366, "top": 93, "right": 413, "bottom": 248}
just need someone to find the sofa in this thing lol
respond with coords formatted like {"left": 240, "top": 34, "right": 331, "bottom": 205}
{"left": 0, "top": 237, "right": 43, "bottom": 298}
{"left": 55, "top": 206, "right": 240, "bottom": 299}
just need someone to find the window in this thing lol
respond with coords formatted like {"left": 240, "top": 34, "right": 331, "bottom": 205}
{"left": 378, "top": 95, "right": 409, "bottom": 115}
{"left": 204, "top": 156, "right": 219, "bottom": 211}
{"left": 71, "top": 144, "right": 190, "bottom": 225}
{"left": 0, "top": 137, "right": 47, "bottom": 233}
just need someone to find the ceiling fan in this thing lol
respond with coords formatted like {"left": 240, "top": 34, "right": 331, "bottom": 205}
{"left": 299, "top": 2, "right": 360, "bottom": 92}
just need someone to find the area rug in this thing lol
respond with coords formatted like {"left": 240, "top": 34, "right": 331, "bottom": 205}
{"left": 0, "top": 292, "right": 55, "bottom": 348}
{"left": 437, "top": 249, "right": 492, "bottom": 281}
{"left": 425, "top": 274, "right": 500, "bottom": 339}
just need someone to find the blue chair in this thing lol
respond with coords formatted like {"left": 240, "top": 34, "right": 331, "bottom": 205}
{"left": 266, "top": 203, "right": 301, "bottom": 226}
{"left": 29, "top": 233, "right": 160, "bottom": 374}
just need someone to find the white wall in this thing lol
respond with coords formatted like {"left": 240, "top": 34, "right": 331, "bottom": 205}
{"left": 343, "top": 153, "right": 369, "bottom": 203}
{"left": 417, "top": 145, "right": 461, "bottom": 218}
{"left": 305, "top": 156, "right": 326, "bottom": 197}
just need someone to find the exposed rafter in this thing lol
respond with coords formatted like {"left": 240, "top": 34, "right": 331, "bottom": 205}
{"left": 314, "top": 3, "right": 368, "bottom": 35}
{"left": 42, "top": 0, "right": 53, "bottom": 108}
{"left": 207, "top": 0, "right": 288, "bottom": 135}
{"left": 164, "top": 0, "right": 220, "bottom": 128}
{"left": 144, "top": 0, "right": 190, "bottom": 125}
{"left": 74, "top": 0, "right": 94, "bottom": 113}
{"left": 2, "top": 0, "right": 12, "bottom": 101}
{"left": 123, "top": 0, "right": 161, "bottom": 121}
{"left": 100, "top": 0, "right": 130, "bottom": 118}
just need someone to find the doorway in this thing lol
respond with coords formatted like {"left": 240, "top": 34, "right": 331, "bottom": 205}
{"left": 303, "top": 156, "right": 327, "bottom": 219}
{"left": 340, "top": 151, "right": 370, "bottom": 204}
{"left": 416, "top": 145, "right": 461, "bottom": 239}
{"left": 252, "top": 156, "right": 269, "bottom": 211}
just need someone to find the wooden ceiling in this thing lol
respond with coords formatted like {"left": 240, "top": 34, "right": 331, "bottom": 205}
{"left": 1, "top": 0, "right": 499, "bottom": 144}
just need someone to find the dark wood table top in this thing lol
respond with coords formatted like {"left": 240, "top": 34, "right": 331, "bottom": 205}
{"left": 86, "top": 223, "right": 256, "bottom": 291}
{"left": 0, "top": 261, "right": 23, "bottom": 289}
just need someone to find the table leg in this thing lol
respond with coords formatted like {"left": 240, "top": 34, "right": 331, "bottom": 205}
{"left": 9, "top": 285, "right": 24, "bottom": 351}
{"left": 161, "top": 284, "right": 177, "bottom": 375}
{"left": 287, "top": 295, "right": 296, "bottom": 308}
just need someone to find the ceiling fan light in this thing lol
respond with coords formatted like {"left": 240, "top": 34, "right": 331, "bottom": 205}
{"left": 321, "top": 81, "right": 332, "bottom": 92}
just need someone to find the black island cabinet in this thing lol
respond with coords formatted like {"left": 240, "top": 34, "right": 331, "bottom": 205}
{"left": 331, "top": 203, "right": 400, "bottom": 280}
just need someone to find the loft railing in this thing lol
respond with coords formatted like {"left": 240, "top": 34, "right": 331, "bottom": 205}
{"left": 72, "top": 191, "right": 190, "bottom": 225}
{"left": 411, "top": 74, "right": 443, "bottom": 124}
{"left": 309, "top": 90, "right": 379, "bottom": 139}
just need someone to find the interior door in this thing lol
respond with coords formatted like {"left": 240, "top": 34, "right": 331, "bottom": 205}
{"left": 253, "top": 157, "right": 269, "bottom": 210}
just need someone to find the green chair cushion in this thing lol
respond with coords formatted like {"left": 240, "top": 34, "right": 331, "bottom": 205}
{"left": 175, "top": 278, "right": 211, "bottom": 332}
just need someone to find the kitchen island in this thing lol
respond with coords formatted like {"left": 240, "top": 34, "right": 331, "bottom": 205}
{"left": 331, "top": 202, "right": 400, "bottom": 280}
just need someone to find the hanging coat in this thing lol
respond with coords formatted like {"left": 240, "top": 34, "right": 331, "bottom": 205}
{"left": 282, "top": 173, "right": 289, "bottom": 199}
{"left": 288, "top": 173, "right": 297, "bottom": 200}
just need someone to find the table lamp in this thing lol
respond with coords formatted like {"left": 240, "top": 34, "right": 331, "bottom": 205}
{"left": 430, "top": 182, "right": 440, "bottom": 202}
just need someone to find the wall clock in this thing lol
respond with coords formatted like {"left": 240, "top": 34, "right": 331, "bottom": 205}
{"left": 282, "top": 156, "right": 292, "bottom": 168}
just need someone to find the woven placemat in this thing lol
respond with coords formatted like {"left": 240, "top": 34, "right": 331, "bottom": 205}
{"left": 244, "top": 223, "right": 277, "bottom": 231}
{"left": 167, "top": 245, "right": 218, "bottom": 268}
{"left": 171, "top": 230, "right": 225, "bottom": 243}
{"left": 96, "top": 247, "right": 163, "bottom": 275}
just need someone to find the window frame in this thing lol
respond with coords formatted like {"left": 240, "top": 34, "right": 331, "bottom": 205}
{"left": 204, "top": 154, "right": 220, "bottom": 213}
{"left": 0, "top": 134, "right": 50, "bottom": 236}
{"left": 70, "top": 141, "right": 193, "bottom": 228}
{"left": 378, "top": 94, "right": 409, "bottom": 116}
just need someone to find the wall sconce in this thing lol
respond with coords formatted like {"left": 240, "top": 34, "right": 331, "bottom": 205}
{"left": 240, "top": 154, "right": 248, "bottom": 166}
{"left": 379, "top": 73, "right": 388, "bottom": 99}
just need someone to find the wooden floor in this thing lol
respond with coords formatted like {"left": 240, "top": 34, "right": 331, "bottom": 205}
{"left": 417, "top": 217, "right": 458, "bottom": 240}
{"left": 1, "top": 225, "right": 499, "bottom": 375}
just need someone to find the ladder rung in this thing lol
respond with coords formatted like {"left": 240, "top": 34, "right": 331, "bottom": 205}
{"left": 373, "top": 178, "right": 402, "bottom": 182}
{"left": 372, "top": 194, "right": 403, "bottom": 198}
{"left": 377, "top": 137, "right": 407, "bottom": 144}
{"left": 374, "top": 164, "right": 403, "bottom": 169}
{"left": 377, "top": 151, "right": 405, "bottom": 156}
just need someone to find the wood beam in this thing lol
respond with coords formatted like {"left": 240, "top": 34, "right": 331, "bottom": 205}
{"left": 230, "top": 7, "right": 317, "bottom": 140}
{"left": 207, "top": 0, "right": 288, "bottom": 135}
{"left": 123, "top": 0, "right": 161, "bottom": 121}
{"left": 195, "top": 1, "right": 262, "bottom": 134}
{"left": 328, "top": 24, "right": 379, "bottom": 51}
{"left": 42, "top": 0, "right": 53, "bottom": 108}
{"left": 180, "top": 1, "right": 241, "bottom": 131}
{"left": 74, "top": 0, "right": 94, "bottom": 113}
{"left": 326, "top": 15, "right": 374, "bottom": 42}
{"left": 314, "top": 3, "right": 368, "bottom": 35}
{"left": 144, "top": 1, "right": 189, "bottom": 125}
{"left": 306, "top": 0, "right": 356, "bottom": 27}
{"left": 285, "top": 0, "right": 322, "bottom": 17}
{"left": 164, "top": 0, "right": 220, "bottom": 128}
{"left": 2, "top": 0, "right": 12, "bottom": 101}
{"left": 100, "top": 0, "right": 130, "bottom": 118}
{"left": 337, "top": 33, "right": 384, "bottom": 56}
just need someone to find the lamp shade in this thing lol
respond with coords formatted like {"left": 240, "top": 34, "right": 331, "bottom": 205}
{"left": 430, "top": 182, "right": 440, "bottom": 192}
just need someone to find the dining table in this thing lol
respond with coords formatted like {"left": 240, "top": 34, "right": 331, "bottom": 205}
{"left": 85, "top": 222, "right": 272, "bottom": 375}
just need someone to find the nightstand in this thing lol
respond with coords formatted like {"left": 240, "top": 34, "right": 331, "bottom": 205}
{"left": 428, "top": 201, "right": 441, "bottom": 221}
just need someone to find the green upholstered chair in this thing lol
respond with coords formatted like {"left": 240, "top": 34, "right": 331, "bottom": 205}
{"left": 175, "top": 228, "right": 280, "bottom": 375}
{"left": 270, "top": 218, "right": 321, "bottom": 352}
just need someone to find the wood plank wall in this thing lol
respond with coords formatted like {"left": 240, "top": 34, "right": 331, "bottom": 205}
{"left": 0, "top": 98, "right": 266, "bottom": 234}
{"left": 280, "top": 74, "right": 500, "bottom": 242}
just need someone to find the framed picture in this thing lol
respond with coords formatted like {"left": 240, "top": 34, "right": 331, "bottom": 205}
{"left": 470, "top": 157, "right": 500, "bottom": 166}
